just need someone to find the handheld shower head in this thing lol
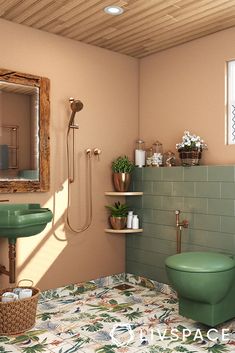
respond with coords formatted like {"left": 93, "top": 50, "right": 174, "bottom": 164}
{"left": 69, "top": 98, "right": 84, "bottom": 128}
{"left": 70, "top": 98, "right": 83, "bottom": 113}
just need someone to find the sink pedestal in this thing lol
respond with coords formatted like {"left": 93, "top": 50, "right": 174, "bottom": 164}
{"left": 0, "top": 238, "right": 16, "bottom": 283}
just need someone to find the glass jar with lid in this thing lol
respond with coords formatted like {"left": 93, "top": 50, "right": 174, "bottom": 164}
{"left": 135, "top": 140, "right": 146, "bottom": 167}
{"left": 146, "top": 147, "right": 153, "bottom": 167}
{"left": 152, "top": 140, "right": 163, "bottom": 166}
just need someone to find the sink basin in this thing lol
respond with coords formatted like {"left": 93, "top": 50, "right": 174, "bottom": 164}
{"left": 0, "top": 203, "right": 53, "bottom": 239}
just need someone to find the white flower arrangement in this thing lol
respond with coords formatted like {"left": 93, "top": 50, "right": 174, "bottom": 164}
{"left": 176, "top": 131, "right": 207, "bottom": 151}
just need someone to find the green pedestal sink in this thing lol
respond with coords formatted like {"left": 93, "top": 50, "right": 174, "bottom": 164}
{"left": 0, "top": 203, "right": 53, "bottom": 239}
{"left": 0, "top": 203, "right": 53, "bottom": 283}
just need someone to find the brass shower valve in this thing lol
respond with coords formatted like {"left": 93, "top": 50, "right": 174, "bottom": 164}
{"left": 93, "top": 148, "right": 102, "bottom": 156}
{"left": 85, "top": 148, "right": 92, "bottom": 157}
{"left": 85, "top": 148, "right": 101, "bottom": 158}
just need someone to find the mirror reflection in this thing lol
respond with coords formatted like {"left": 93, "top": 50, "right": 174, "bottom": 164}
{"left": 0, "top": 81, "right": 39, "bottom": 180}
{"left": 0, "top": 68, "right": 50, "bottom": 193}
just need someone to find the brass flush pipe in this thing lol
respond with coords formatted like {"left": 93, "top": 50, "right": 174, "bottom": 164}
{"left": 175, "top": 210, "right": 189, "bottom": 253}
{"left": 0, "top": 238, "right": 16, "bottom": 284}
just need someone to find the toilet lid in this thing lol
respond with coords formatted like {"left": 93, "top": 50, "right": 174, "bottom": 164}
{"left": 165, "top": 252, "right": 235, "bottom": 272}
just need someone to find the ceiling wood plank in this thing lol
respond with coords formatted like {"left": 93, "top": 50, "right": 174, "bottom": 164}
{"left": 74, "top": 0, "right": 187, "bottom": 42}
{"left": 3, "top": 0, "right": 42, "bottom": 20}
{"left": 130, "top": 16, "right": 235, "bottom": 57}
{"left": 55, "top": 0, "right": 131, "bottom": 36}
{"left": 1, "top": 0, "right": 235, "bottom": 58}
{"left": 24, "top": 0, "right": 87, "bottom": 27}
{"left": 86, "top": 0, "right": 212, "bottom": 44}
{"left": 6, "top": 0, "right": 62, "bottom": 23}
{"left": 102, "top": 0, "right": 235, "bottom": 52}
{"left": 141, "top": 9, "right": 235, "bottom": 51}
{"left": 69, "top": 0, "right": 182, "bottom": 41}
{"left": 0, "top": 0, "right": 24, "bottom": 16}
{"left": 41, "top": 0, "right": 120, "bottom": 34}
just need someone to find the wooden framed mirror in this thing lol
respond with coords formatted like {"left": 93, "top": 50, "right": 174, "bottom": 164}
{"left": 0, "top": 69, "right": 50, "bottom": 193}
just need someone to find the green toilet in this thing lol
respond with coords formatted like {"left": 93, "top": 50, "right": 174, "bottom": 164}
{"left": 165, "top": 252, "right": 235, "bottom": 326}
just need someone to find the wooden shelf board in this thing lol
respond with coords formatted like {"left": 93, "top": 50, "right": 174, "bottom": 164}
{"left": 105, "top": 191, "right": 143, "bottom": 196}
{"left": 105, "top": 228, "right": 143, "bottom": 234}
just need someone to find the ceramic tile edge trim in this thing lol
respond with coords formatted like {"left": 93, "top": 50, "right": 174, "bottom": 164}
{"left": 39, "top": 272, "right": 174, "bottom": 302}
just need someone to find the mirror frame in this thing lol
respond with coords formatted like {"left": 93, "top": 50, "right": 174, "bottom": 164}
{"left": 0, "top": 68, "right": 50, "bottom": 193}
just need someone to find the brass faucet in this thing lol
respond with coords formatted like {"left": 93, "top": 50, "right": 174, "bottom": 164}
{"left": 175, "top": 210, "right": 189, "bottom": 253}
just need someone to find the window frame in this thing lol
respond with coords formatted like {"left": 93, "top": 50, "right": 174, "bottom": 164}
{"left": 227, "top": 60, "right": 235, "bottom": 145}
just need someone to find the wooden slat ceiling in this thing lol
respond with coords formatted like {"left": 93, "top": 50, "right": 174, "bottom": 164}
{"left": 1, "top": 0, "right": 235, "bottom": 58}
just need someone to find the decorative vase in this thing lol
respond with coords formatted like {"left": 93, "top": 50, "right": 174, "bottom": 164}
{"left": 113, "top": 173, "right": 131, "bottom": 192}
{"left": 109, "top": 216, "right": 127, "bottom": 230}
{"left": 179, "top": 150, "right": 202, "bottom": 166}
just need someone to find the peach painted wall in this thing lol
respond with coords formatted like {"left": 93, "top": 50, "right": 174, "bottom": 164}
{"left": 0, "top": 19, "right": 138, "bottom": 290}
{"left": 139, "top": 27, "right": 235, "bottom": 165}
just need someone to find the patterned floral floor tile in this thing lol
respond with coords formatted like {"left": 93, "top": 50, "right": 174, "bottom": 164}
{"left": 0, "top": 342, "right": 22, "bottom": 353}
{"left": 79, "top": 343, "right": 143, "bottom": 353}
{"left": 49, "top": 342, "right": 75, "bottom": 353}
{"left": 1, "top": 275, "right": 235, "bottom": 353}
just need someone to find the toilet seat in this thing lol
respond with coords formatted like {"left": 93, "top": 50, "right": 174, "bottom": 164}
{"left": 165, "top": 251, "right": 235, "bottom": 272}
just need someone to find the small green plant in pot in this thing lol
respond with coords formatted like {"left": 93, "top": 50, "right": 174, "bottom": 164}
{"left": 106, "top": 201, "right": 129, "bottom": 230}
{"left": 112, "top": 155, "right": 135, "bottom": 192}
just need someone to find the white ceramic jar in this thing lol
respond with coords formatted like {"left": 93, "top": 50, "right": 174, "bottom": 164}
{"left": 127, "top": 211, "right": 133, "bottom": 229}
{"left": 132, "top": 215, "right": 139, "bottom": 229}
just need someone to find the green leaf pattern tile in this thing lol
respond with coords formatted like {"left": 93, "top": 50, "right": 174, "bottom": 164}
{"left": 1, "top": 274, "right": 234, "bottom": 353}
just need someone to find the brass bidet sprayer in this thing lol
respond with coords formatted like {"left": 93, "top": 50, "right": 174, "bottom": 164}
{"left": 175, "top": 210, "right": 189, "bottom": 253}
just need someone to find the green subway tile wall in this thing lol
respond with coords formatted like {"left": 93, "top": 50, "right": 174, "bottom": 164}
{"left": 126, "top": 166, "right": 235, "bottom": 284}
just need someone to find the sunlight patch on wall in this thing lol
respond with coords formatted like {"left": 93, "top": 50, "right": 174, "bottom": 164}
{"left": 17, "top": 226, "right": 68, "bottom": 285}
{"left": 17, "top": 179, "right": 69, "bottom": 284}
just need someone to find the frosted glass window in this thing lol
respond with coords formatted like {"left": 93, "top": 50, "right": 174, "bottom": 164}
{"left": 227, "top": 60, "right": 235, "bottom": 144}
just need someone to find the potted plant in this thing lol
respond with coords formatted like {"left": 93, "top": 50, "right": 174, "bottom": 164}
{"left": 105, "top": 201, "right": 129, "bottom": 229}
{"left": 112, "top": 155, "right": 135, "bottom": 191}
{"left": 176, "top": 130, "right": 207, "bottom": 166}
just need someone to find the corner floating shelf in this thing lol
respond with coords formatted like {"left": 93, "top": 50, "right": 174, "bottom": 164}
{"left": 105, "top": 191, "right": 143, "bottom": 196}
{"left": 105, "top": 228, "right": 143, "bottom": 234}
{"left": 105, "top": 190, "right": 143, "bottom": 235}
